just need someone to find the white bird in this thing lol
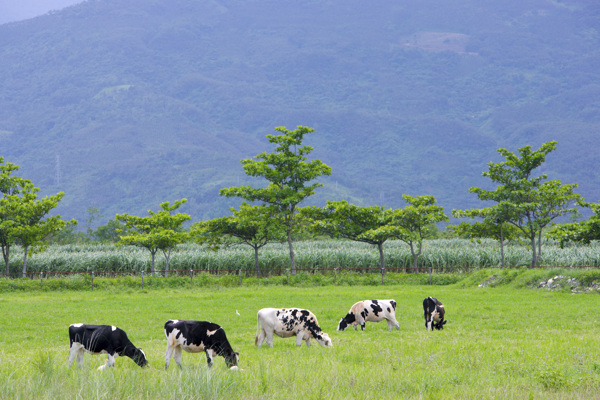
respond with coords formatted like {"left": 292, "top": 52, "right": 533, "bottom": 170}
{"left": 236, "top": 310, "right": 240, "bottom": 316}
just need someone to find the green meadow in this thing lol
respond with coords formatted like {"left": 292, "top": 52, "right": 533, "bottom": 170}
{"left": 1, "top": 277, "right": 600, "bottom": 399}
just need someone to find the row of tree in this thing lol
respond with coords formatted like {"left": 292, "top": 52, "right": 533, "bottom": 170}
{"left": 2, "top": 128, "right": 599, "bottom": 277}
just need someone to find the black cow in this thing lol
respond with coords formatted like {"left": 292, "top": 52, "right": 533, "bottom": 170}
{"left": 164, "top": 320, "right": 239, "bottom": 370}
{"left": 68, "top": 324, "right": 148, "bottom": 370}
{"left": 423, "top": 297, "right": 446, "bottom": 331}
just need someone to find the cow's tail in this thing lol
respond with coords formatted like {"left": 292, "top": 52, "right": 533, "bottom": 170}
{"left": 255, "top": 314, "right": 261, "bottom": 346}
{"left": 391, "top": 300, "right": 397, "bottom": 310}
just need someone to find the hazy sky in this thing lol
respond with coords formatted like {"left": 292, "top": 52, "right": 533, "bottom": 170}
{"left": 0, "top": 0, "right": 82, "bottom": 24}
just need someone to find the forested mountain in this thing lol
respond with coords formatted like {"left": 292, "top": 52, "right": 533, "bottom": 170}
{"left": 1, "top": 0, "right": 599, "bottom": 225}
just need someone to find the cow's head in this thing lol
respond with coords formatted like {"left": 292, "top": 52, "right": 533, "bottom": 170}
{"left": 224, "top": 351, "right": 240, "bottom": 368}
{"left": 316, "top": 332, "right": 333, "bottom": 347}
{"left": 132, "top": 348, "right": 149, "bottom": 367}
{"left": 433, "top": 320, "right": 447, "bottom": 330}
{"left": 337, "top": 313, "right": 355, "bottom": 331}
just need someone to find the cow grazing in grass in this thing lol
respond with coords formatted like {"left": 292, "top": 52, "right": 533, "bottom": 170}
{"left": 337, "top": 299, "right": 400, "bottom": 332}
{"left": 68, "top": 324, "right": 148, "bottom": 370}
{"left": 423, "top": 297, "right": 446, "bottom": 331}
{"left": 255, "top": 308, "right": 333, "bottom": 348}
{"left": 164, "top": 320, "right": 239, "bottom": 370}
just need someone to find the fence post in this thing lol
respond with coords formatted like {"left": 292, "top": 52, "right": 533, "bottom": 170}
{"left": 334, "top": 268, "right": 337, "bottom": 285}
{"left": 286, "top": 269, "right": 290, "bottom": 285}
{"left": 40, "top": 272, "right": 43, "bottom": 290}
{"left": 92, "top": 271, "right": 94, "bottom": 289}
{"left": 381, "top": 267, "right": 385, "bottom": 284}
{"left": 238, "top": 269, "right": 242, "bottom": 286}
{"left": 429, "top": 266, "right": 432, "bottom": 285}
{"left": 190, "top": 270, "right": 193, "bottom": 285}
{"left": 141, "top": 271, "right": 144, "bottom": 290}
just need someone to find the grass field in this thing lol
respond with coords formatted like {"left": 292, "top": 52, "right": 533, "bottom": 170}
{"left": 1, "top": 281, "right": 600, "bottom": 399}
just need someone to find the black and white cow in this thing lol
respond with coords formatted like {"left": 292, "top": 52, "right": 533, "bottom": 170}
{"left": 164, "top": 320, "right": 239, "bottom": 370}
{"left": 423, "top": 297, "right": 446, "bottom": 331}
{"left": 68, "top": 324, "right": 148, "bottom": 370}
{"left": 337, "top": 299, "right": 400, "bottom": 331}
{"left": 255, "top": 308, "right": 333, "bottom": 348}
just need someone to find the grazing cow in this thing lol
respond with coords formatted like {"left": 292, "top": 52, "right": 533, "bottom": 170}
{"left": 164, "top": 320, "right": 239, "bottom": 370}
{"left": 255, "top": 308, "right": 333, "bottom": 348}
{"left": 423, "top": 297, "right": 446, "bottom": 331}
{"left": 337, "top": 299, "right": 400, "bottom": 331}
{"left": 68, "top": 324, "right": 148, "bottom": 370}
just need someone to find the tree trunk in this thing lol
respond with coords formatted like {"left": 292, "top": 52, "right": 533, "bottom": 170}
{"left": 2, "top": 244, "right": 10, "bottom": 275}
{"left": 22, "top": 245, "right": 29, "bottom": 278}
{"left": 409, "top": 242, "right": 418, "bottom": 273}
{"left": 254, "top": 246, "right": 260, "bottom": 278}
{"left": 287, "top": 230, "right": 296, "bottom": 275}
{"left": 163, "top": 249, "right": 171, "bottom": 277}
{"left": 377, "top": 243, "right": 385, "bottom": 271}
{"left": 530, "top": 234, "right": 537, "bottom": 268}
{"left": 537, "top": 230, "right": 543, "bottom": 264}
{"left": 500, "top": 224, "right": 505, "bottom": 268}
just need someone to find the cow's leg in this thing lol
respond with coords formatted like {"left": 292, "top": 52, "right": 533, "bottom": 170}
{"left": 98, "top": 353, "right": 116, "bottom": 371}
{"left": 296, "top": 332, "right": 305, "bottom": 347}
{"left": 305, "top": 337, "right": 311, "bottom": 347}
{"left": 426, "top": 315, "right": 432, "bottom": 331}
{"left": 265, "top": 330, "right": 274, "bottom": 348}
{"left": 256, "top": 328, "right": 266, "bottom": 348}
{"left": 205, "top": 349, "right": 215, "bottom": 368}
{"left": 164, "top": 344, "right": 175, "bottom": 370}
{"left": 68, "top": 344, "right": 80, "bottom": 367}
{"left": 387, "top": 319, "right": 394, "bottom": 331}
{"left": 353, "top": 324, "right": 358, "bottom": 331}
{"left": 173, "top": 346, "right": 183, "bottom": 369}
{"left": 76, "top": 348, "right": 85, "bottom": 367}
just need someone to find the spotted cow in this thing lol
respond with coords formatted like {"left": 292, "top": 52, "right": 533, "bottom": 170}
{"left": 68, "top": 324, "right": 148, "bottom": 370}
{"left": 423, "top": 297, "right": 446, "bottom": 331}
{"left": 164, "top": 320, "right": 239, "bottom": 370}
{"left": 255, "top": 308, "right": 333, "bottom": 348}
{"left": 337, "top": 299, "right": 400, "bottom": 331}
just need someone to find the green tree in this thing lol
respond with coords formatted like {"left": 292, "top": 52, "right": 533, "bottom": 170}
{"left": 301, "top": 200, "right": 405, "bottom": 270}
{"left": 85, "top": 207, "right": 103, "bottom": 238}
{"left": 94, "top": 218, "right": 125, "bottom": 243}
{"left": 393, "top": 195, "right": 448, "bottom": 272}
{"left": 451, "top": 205, "right": 522, "bottom": 268}
{"left": 547, "top": 200, "right": 600, "bottom": 246}
{"left": 116, "top": 199, "right": 191, "bottom": 275}
{"left": 469, "top": 141, "right": 580, "bottom": 267}
{"left": 191, "top": 203, "right": 285, "bottom": 277}
{"left": 0, "top": 158, "right": 30, "bottom": 273}
{"left": 9, "top": 182, "right": 71, "bottom": 277}
{"left": 220, "top": 126, "right": 331, "bottom": 274}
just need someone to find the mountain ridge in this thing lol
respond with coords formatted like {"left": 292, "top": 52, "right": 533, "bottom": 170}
{"left": 1, "top": 0, "right": 598, "bottom": 225}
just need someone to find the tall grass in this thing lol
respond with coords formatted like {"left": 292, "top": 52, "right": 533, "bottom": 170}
{"left": 4, "top": 238, "right": 599, "bottom": 275}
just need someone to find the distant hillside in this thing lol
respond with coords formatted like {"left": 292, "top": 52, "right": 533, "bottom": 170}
{"left": 0, "top": 0, "right": 83, "bottom": 24}
{"left": 1, "top": 0, "right": 599, "bottom": 225}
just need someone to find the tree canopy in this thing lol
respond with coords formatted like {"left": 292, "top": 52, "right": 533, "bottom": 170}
{"left": 547, "top": 201, "right": 600, "bottom": 247}
{"left": 116, "top": 199, "right": 190, "bottom": 275}
{"left": 301, "top": 200, "right": 405, "bottom": 270}
{"left": 468, "top": 141, "right": 580, "bottom": 267}
{"left": 191, "top": 203, "right": 285, "bottom": 277}
{"left": 220, "top": 126, "right": 331, "bottom": 273}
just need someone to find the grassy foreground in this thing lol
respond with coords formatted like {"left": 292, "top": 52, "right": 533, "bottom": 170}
{"left": 1, "top": 282, "right": 600, "bottom": 399}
